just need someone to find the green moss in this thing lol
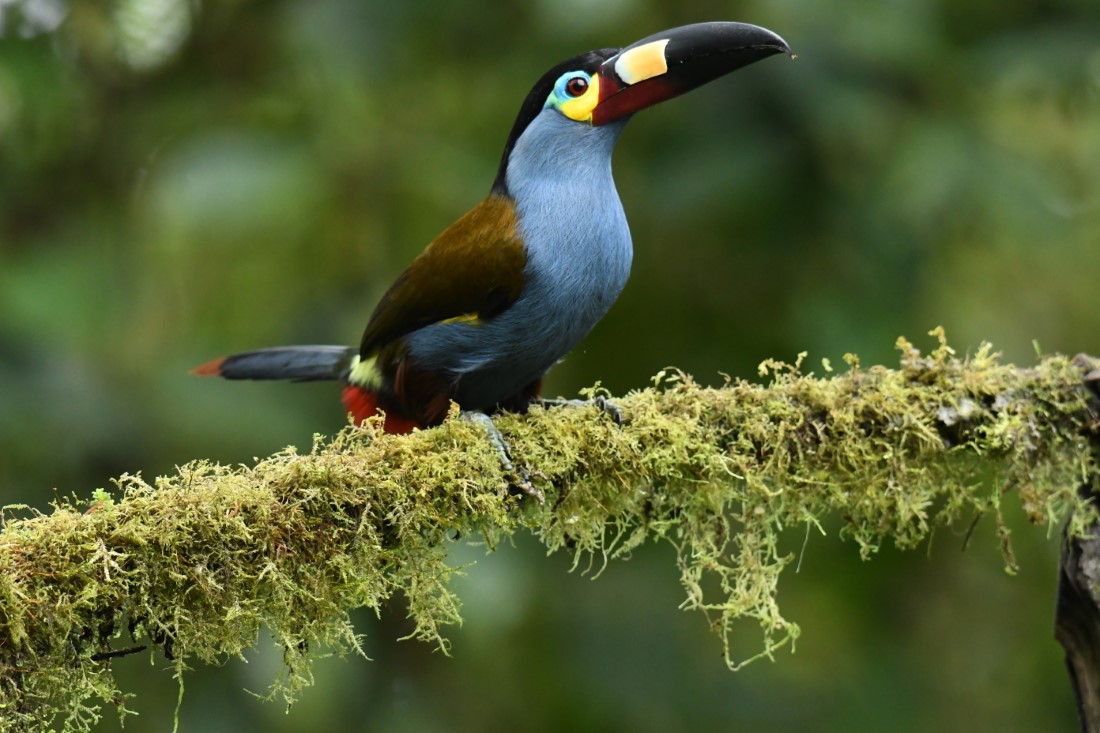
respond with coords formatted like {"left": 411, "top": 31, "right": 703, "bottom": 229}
{"left": 0, "top": 331, "right": 1096, "bottom": 730}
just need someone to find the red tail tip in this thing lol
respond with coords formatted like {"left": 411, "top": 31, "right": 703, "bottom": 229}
{"left": 190, "top": 356, "right": 226, "bottom": 377}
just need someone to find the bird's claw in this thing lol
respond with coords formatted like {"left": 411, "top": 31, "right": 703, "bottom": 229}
{"left": 539, "top": 396, "right": 623, "bottom": 425}
{"left": 461, "top": 410, "right": 544, "bottom": 503}
{"left": 512, "top": 470, "right": 544, "bottom": 503}
{"left": 591, "top": 395, "right": 623, "bottom": 425}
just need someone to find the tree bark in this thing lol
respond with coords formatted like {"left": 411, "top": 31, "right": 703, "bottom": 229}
{"left": 1057, "top": 359, "right": 1100, "bottom": 732}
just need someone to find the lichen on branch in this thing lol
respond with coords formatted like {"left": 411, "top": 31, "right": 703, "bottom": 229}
{"left": 1, "top": 330, "right": 1096, "bottom": 732}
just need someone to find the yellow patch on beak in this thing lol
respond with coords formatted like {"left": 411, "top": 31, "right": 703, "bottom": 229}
{"left": 614, "top": 39, "right": 670, "bottom": 85}
{"left": 559, "top": 73, "right": 602, "bottom": 123}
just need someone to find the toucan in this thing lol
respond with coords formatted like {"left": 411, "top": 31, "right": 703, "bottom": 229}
{"left": 194, "top": 22, "right": 791, "bottom": 434}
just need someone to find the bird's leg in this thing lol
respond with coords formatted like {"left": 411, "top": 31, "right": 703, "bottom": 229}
{"left": 538, "top": 395, "right": 623, "bottom": 425}
{"left": 462, "top": 411, "right": 515, "bottom": 472}
{"left": 461, "top": 411, "right": 543, "bottom": 503}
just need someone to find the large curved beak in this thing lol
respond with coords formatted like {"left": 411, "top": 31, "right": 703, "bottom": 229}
{"left": 591, "top": 22, "right": 792, "bottom": 126}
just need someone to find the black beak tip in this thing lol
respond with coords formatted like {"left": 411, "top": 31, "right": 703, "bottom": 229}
{"left": 751, "top": 24, "right": 793, "bottom": 57}
{"left": 691, "top": 21, "right": 793, "bottom": 62}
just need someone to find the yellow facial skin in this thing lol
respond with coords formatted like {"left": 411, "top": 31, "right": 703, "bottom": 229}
{"left": 558, "top": 73, "right": 602, "bottom": 123}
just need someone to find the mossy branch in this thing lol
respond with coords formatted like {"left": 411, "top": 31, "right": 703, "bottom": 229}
{"left": 2, "top": 330, "right": 1098, "bottom": 731}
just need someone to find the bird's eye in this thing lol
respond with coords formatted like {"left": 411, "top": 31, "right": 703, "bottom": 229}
{"left": 565, "top": 76, "right": 589, "bottom": 97}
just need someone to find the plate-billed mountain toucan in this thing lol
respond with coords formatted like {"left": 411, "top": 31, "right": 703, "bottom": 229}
{"left": 194, "top": 22, "right": 791, "bottom": 434}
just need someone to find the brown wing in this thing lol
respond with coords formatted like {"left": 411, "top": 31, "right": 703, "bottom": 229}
{"left": 359, "top": 194, "right": 527, "bottom": 358}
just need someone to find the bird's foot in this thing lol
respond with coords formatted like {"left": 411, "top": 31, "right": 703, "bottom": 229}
{"left": 539, "top": 396, "right": 623, "bottom": 425}
{"left": 461, "top": 410, "right": 544, "bottom": 503}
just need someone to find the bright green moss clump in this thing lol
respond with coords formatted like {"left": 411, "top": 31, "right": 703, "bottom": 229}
{"left": 0, "top": 331, "right": 1096, "bottom": 731}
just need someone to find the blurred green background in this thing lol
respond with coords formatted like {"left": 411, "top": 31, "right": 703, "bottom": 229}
{"left": 2, "top": 0, "right": 1099, "bottom": 730}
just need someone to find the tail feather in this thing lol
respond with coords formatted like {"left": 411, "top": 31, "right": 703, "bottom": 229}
{"left": 194, "top": 345, "right": 421, "bottom": 434}
{"left": 192, "top": 345, "right": 357, "bottom": 382}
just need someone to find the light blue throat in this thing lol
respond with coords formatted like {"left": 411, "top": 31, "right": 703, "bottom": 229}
{"left": 405, "top": 110, "right": 633, "bottom": 408}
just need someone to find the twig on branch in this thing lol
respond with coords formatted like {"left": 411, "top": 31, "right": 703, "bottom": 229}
{"left": 1, "top": 330, "right": 1097, "bottom": 732}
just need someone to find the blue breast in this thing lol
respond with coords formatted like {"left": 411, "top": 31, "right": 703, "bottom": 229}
{"left": 404, "top": 110, "right": 633, "bottom": 408}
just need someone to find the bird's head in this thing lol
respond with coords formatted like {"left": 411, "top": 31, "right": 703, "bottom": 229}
{"left": 493, "top": 21, "right": 791, "bottom": 193}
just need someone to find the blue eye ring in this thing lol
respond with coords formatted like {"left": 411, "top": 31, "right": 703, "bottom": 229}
{"left": 554, "top": 71, "right": 591, "bottom": 100}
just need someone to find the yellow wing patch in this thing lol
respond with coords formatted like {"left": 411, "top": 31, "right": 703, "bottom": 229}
{"left": 439, "top": 313, "right": 481, "bottom": 327}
